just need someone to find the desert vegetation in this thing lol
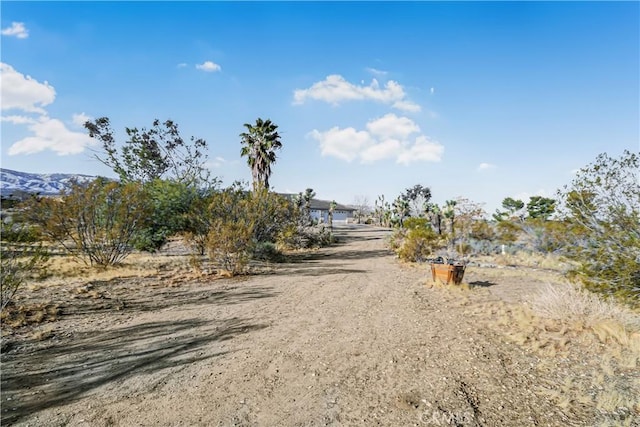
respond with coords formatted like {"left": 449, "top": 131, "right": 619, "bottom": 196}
{"left": 1, "top": 117, "right": 331, "bottom": 314}
{"left": 385, "top": 150, "right": 639, "bottom": 307}
{"left": 1, "top": 119, "right": 638, "bottom": 425}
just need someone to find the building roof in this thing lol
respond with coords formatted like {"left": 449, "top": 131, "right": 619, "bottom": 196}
{"left": 279, "top": 193, "right": 356, "bottom": 212}
{"left": 309, "top": 198, "right": 356, "bottom": 212}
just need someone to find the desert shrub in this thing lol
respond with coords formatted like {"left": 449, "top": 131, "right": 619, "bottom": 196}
{"left": 532, "top": 283, "right": 640, "bottom": 332}
{"left": 558, "top": 150, "right": 639, "bottom": 305}
{"left": 1, "top": 240, "right": 48, "bottom": 312}
{"left": 206, "top": 217, "right": 254, "bottom": 275}
{"left": 187, "top": 185, "right": 300, "bottom": 254}
{"left": 187, "top": 184, "right": 320, "bottom": 269}
{"left": 202, "top": 186, "right": 255, "bottom": 275}
{"left": 387, "top": 228, "right": 405, "bottom": 252}
{"left": 495, "top": 220, "right": 522, "bottom": 245}
{"left": 469, "top": 220, "right": 496, "bottom": 243}
{"left": 305, "top": 226, "right": 333, "bottom": 248}
{"left": 132, "top": 179, "right": 202, "bottom": 252}
{"left": 276, "top": 224, "right": 303, "bottom": 249}
{"left": 246, "top": 188, "right": 300, "bottom": 244}
{"left": 182, "top": 188, "right": 217, "bottom": 255}
{"left": 277, "top": 224, "right": 333, "bottom": 250}
{"left": 252, "top": 241, "right": 284, "bottom": 262}
{"left": 23, "top": 178, "right": 151, "bottom": 267}
{"left": 1, "top": 215, "right": 42, "bottom": 243}
{"left": 520, "top": 218, "right": 568, "bottom": 253}
{"left": 403, "top": 217, "right": 431, "bottom": 230}
{"left": 456, "top": 242, "right": 473, "bottom": 256}
{"left": 396, "top": 219, "right": 444, "bottom": 262}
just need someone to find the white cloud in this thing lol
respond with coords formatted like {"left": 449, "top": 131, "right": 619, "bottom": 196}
{"left": 1, "top": 22, "right": 28, "bottom": 39}
{"left": 396, "top": 136, "right": 444, "bottom": 165}
{"left": 1, "top": 115, "right": 36, "bottom": 125}
{"left": 360, "top": 139, "right": 402, "bottom": 163}
{"left": 365, "top": 67, "right": 388, "bottom": 77}
{"left": 430, "top": 87, "right": 435, "bottom": 95}
{"left": 207, "top": 156, "right": 227, "bottom": 168}
{"left": 293, "top": 74, "right": 421, "bottom": 112}
{"left": 308, "top": 127, "right": 374, "bottom": 162}
{"left": 392, "top": 100, "right": 421, "bottom": 112}
{"left": 477, "top": 162, "right": 496, "bottom": 171}
{"left": 71, "top": 112, "right": 92, "bottom": 128}
{"left": 308, "top": 115, "right": 443, "bottom": 165}
{"left": 366, "top": 113, "right": 420, "bottom": 140}
{"left": 195, "top": 61, "right": 221, "bottom": 72}
{"left": 8, "top": 115, "right": 95, "bottom": 156}
{"left": 2, "top": 63, "right": 95, "bottom": 156}
{"left": 1, "top": 63, "right": 56, "bottom": 113}
{"left": 177, "top": 62, "right": 188, "bottom": 68}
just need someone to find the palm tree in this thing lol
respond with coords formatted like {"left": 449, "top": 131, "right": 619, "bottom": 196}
{"left": 240, "top": 118, "right": 282, "bottom": 191}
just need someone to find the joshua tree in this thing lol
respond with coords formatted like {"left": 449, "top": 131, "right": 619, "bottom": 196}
{"left": 240, "top": 118, "right": 282, "bottom": 191}
{"left": 328, "top": 200, "right": 337, "bottom": 232}
{"left": 426, "top": 203, "right": 443, "bottom": 235}
{"left": 302, "top": 188, "right": 316, "bottom": 226}
{"left": 403, "top": 184, "right": 432, "bottom": 217}
{"left": 393, "top": 196, "right": 410, "bottom": 227}
{"left": 443, "top": 199, "right": 457, "bottom": 249}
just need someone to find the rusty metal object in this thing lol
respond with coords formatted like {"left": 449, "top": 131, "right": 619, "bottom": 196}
{"left": 430, "top": 262, "right": 466, "bottom": 285}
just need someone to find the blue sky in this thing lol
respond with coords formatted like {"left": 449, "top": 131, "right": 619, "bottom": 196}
{"left": 1, "top": 1, "right": 638, "bottom": 214}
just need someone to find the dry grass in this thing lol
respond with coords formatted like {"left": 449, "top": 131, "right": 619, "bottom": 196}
{"left": 1, "top": 303, "right": 60, "bottom": 329}
{"left": 531, "top": 282, "right": 640, "bottom": 336}
{"left": 478, "top": 251, "right": 571, "bottom": 271}
{"left": 454, "top": 270, "right": 640, "bottom": 423}
{"left": 469, "top": 282, "right": 640, "bottom": 422}
{"left": 42, "top": 251, "right": 193, "bottom": 280}
{"left": 29, "top": 325, "right": 56, "bottom": 341}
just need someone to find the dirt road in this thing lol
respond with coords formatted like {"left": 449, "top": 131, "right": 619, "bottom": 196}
{"left": 1, "top": 226, "right": 633, "bottom": 426}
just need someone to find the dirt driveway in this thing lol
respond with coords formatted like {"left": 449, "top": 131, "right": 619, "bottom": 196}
{"left": 1, "top": 226, "right": 635, "bottom": 426}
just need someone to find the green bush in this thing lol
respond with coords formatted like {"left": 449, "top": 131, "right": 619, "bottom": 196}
{"left": 206, "top": 217, "right": 254, "bottom": 275}
{"left": 396, "top": 227, "right": 443, "bottom": 262}
{"left": 1, "top": 242, "right": 48, "bottom": 312}
{"left": 200, "top": 187, "right": 255, "bottom": 275}
{"left": 246, "top": 189, "right": 300, "bottom": 244}
{"left": 132, "top": 179, "right": 200, "bottom": 252}
{"left": 403, "top": 217, "right": 431, "bottom": 230}
{"left": 276, "top": 225, "right": 333, "bottom": 250}
{"left": 252, "top": 241, "right": 284, "bottom": 262}
{"left": 1, "top": 217, "right": 42, "bottom": 243}
{"left": 558, "top": 150, "right": 639, "bottom": 306}
{"left": 23, "top": 179, "right": 151, "bottom": 267}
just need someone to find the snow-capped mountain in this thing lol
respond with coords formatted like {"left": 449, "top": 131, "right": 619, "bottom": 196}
{"left": 0, "top": 169, "right": 98, "bottom": 196}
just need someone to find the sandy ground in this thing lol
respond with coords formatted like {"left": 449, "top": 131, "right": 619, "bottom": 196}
{"left": 1, "top": 226, "right": 638, "bottom": 426}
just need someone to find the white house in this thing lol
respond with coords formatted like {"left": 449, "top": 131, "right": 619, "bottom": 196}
{"left": 308, "top": 199, "right": 356, "bottom": 224}
{"left": 280, "top": 194, "right": 356, "bottom": 224}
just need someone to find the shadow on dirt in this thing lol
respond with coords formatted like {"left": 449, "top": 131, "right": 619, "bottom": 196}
{"left": 331, "top": 225, "right": 392, "bottom": 242}
{"left": 468, "top": 281, "right": 498, "bottom": 288}
{"left": 61, "top": 283, "right": 278, "bottom": 317}
{"left": 278, "top": 227, "right": 392, "bottom": 277}
{"left": 280, "top": 266, "right": 368, "bottom": 277}
{"left": 1, "top": 317, "right": 267, "bottom": 425}
{"left": 280, "top": 249, "right": 390, "bottom": 277}
{"left": 286, "top": 249, "right": 392, "bottom": 264}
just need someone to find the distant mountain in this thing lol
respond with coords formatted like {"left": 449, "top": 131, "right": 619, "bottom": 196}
{"left": 0, "top": 168, "right": 98, "bottom": 197}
